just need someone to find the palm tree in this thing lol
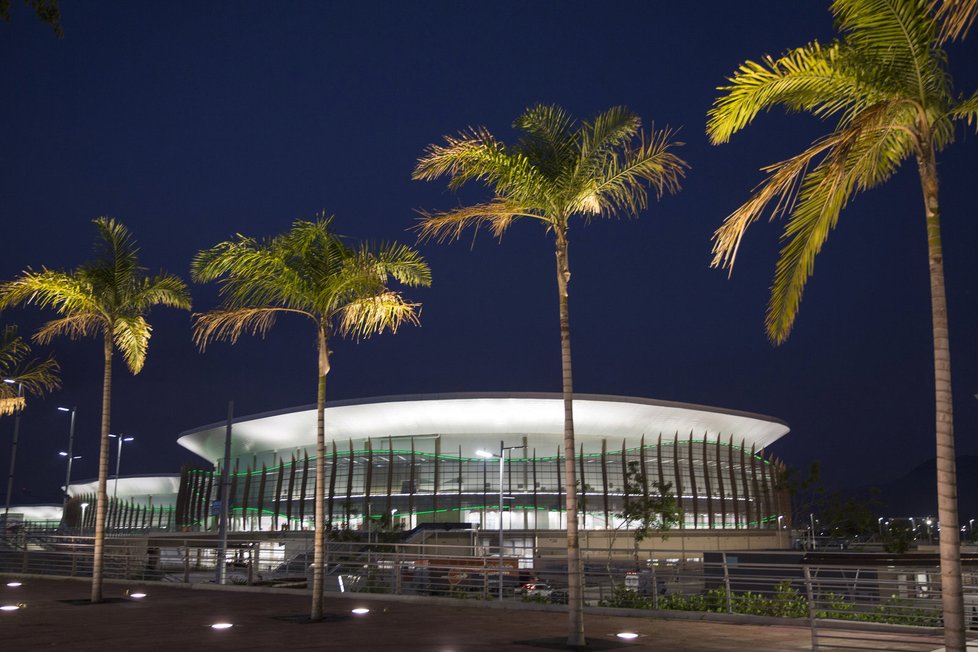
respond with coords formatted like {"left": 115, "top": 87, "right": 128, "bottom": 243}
{"left": 0, "top": 323, "right": 60, "bottom": 516}
{"left": 413, "top": 104, "right": 686, "bottom": 647}
{"left": 0, "top": 218, "right": 191, "bottom": 603}
{"left": 191, "top": 215, "right": 430, "bottom": 622}
{"left": 706, "top": 2, "right": 977, "bottom": 648}
{"left": 0, "top": 324, "right": 60, "bottom": 417}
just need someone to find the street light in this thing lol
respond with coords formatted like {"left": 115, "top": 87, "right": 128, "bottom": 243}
{"left": 476, "top": 441, "right": 525, "bottom": 601}
{"left": 58, "top": 451, "right": 81, "bottom": 500}
{"left": 57, "top": 407, "right": 77, "bottom": 506}
{"left": 108, "top": 434, "right": 134, "bottom": 498}
{"left": 80, "top": 501, "right": 90, "bottom": 534}
{"left": 3, "top": 379, "right": 23, "bottom": 518}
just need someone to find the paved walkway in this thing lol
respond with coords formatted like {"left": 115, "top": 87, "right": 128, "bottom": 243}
{"left": 3, "top": 576, "right": 817, "bottom": 651}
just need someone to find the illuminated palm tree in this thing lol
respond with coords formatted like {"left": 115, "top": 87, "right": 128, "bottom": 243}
{"left": 413, "top": 104, "right": 686, "bottom": 647}
{"left": 191, "top": 215, "right": 430, "bottom": 622}
{"left": 0, "top": 323, "right": 60, "bottom": 517}
{"left": 707, "top": 2, "right": 977, "bottom": 648}
{"left": 0, "top": 217, "right": 191, "bottom": 603}
{"left": 0, "top": 324, "right": 59, "bottom": 417}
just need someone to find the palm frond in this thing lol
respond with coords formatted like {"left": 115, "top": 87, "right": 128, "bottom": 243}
{"left": 832, "top": 0, "right": 947, "bottom": 101}
{"left": 707, "top": 42, "right": 876, "bottom": 145}
{"left": 2, "top": 355, "right": 60, "bottom": 402}
{"left": 934, "top": 0, "right": 978, "bottom": 41}
{"left": 358, "top": 242, "right": 433, "bottom": 288}
{"left": 764, "top": 110, "right": 913, "bottom": 343}
{"left": 112, "top": 315, "right": 151, "bottom": 374}
{"left": 34, "top": 313, "right": 103, "bottom": 344}
{"left": 0, "top": 325, "right": 30, "bottom": 370}
{"left": 578, "top": 105, "right": 642, "bottom": 163}
{"left": 192, "top": 307, "right": 310, "bottom": 350}
{"left": 514, "top": 104, "right": 577, "bottom": 177}
{"left": 712, "top": 100, "right": 913, "bottom": 276}
{"left": 135, "top": 273, "right": 192, "bottom": 312}
{"left": 414, "top": 200, "right": 544, "bottom": 243}
{"left": 585, "top": 125, "right": 687, "bottom": 218}
{"left": 950, "top": 88, "right": 978, "bottom": 128}
{"left": 0, "top": 269, "right": 101, "bottom": 317}
{"left": 90, "top": 217, "right": 142, "bottom": 302}
{"left": 0, "top": 397, "right": 26, "bottom": 417}
{"left": 337, "top": 291, "right": 421, "bottom": 341}
{"left": 412, "top": 126, "right": 548, "bottom": 203}
{"left": 192, "top": 234, "right": 312, "bottom": 311}
{"left": 0, "top": 324, "right": 60, "bottom": 408}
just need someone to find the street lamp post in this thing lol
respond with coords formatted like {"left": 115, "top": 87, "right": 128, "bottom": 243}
{"left": 3, "top": 379, "right": 24, "bottom": 518}
{"left": 108, "top": 434, "right": 134, "bottom": 498}
{"left": 80, "top": 501, "right": 89, "bottom": 534}
{"left": 57, "top": 407, "right": 77, "bottom": 506}
{"left": 477, "top": 442, "right": 525, "bottom": 601}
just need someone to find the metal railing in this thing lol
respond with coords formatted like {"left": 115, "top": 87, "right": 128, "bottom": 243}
{"left": 2, "top": 532, "right": 977, "bottom": 650}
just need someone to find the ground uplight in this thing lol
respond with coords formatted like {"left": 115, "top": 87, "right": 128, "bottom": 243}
{"left": 129, "top": 592, "right": 147, "bottom": 599}
{"left": 210, "top": 622, "right": 233, "bottom": 630}
{"left": 1, "top": 605, "right": 21, "bottom": 611}
{"left": 351, "top": 608, "right": 370, "bottom": 615}
{"left": 6, "top": 582, "right": 22, "bottom": 588}
{"left": 616, "top": 632, "right": 639, "bottom": 640}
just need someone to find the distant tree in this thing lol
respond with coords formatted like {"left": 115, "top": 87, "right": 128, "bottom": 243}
{"left": 883, "top": 518, "right": 916, "bottom": 553}
{"left": 191, "top": 215, "right": 430, "bottom": 622}
{"left": 414, "top": 104, "right": 686, "bottom": 647}
{"left": 618, "top": 461, "right": 680, "bottom": 563}
{"left": 707, "top": 2, "right": 977, "bottom": 647}
{"left": 0, "top": 324, "right": 59, "bottom": 417}
{"left": 0, "top": 0, "right": 62, "bottom": 37}
{"left": 819, "top": 489, "right": 882, "bottom": 541}
{"left": 0, "top": 218, "right": 190, "bottom": 602}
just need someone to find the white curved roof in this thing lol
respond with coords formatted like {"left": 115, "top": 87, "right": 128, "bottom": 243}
{"left": 177, "top": 393, "right": 789, "bottom": 464}
{"left": 68, "top": 474, "right": 181, "bottom": 505}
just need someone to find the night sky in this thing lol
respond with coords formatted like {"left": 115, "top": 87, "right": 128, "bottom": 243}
{"left": 2, "top": 2, "right": 977, "bottom": 506}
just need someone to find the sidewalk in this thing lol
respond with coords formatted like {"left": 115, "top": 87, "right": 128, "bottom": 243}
{"left": 1, "top": 576, "right": 814, "bottom": 651}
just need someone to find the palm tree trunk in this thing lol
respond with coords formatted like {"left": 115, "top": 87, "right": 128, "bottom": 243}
{"left": 555, "top": 231, "right": 585, "bottom": 647}
{"left": 91, "top": 329, "right": 112, "bottom": 603}
{"left": 310, "top": 325, "right": 329, "bottom": 621}
{"left": 917, "top": 148, "right": 964, "bottom": 651}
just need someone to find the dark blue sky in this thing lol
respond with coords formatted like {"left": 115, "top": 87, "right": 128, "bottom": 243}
{"left": 2, "top": 1, "right": 977, "bottom": 505}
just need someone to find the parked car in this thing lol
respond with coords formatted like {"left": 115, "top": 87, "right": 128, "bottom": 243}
{"left": 515, "top": 582, "right": 552, "bottom": 598}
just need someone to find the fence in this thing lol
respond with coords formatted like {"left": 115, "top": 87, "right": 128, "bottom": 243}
{"left": 2, "top": 531, "right": 976, "bottom": 650}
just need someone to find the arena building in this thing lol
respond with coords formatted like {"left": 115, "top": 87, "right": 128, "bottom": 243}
{"left": 171, "top": 393, "right": 791, "bottom": 540}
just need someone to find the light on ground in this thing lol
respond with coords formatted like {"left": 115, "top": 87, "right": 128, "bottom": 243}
{"left": 1, "top": 605, "right": 20, "bottom": 611}
{"left": 6, "top": 582, "right": 22, "bottom": 588}
{"left": 616, "top": 632, "right": 639, "bottom": 640}
{"left": 351, "top": 607, "right": 370, "bottom": 615}
{"left": 129, "top": 592, "right": 147, "bottom": 599}
{"left": 210, "top": 622, "right": 233, "bottom": 629}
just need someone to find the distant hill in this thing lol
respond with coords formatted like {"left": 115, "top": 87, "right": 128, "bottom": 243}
{"left": 860, "top": 455, "right": 978, "bottom": 519}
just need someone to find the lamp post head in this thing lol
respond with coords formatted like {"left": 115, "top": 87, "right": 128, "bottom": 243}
{"left": 59, "top": 451, "right": 68, "bottom": 457}
{"left": 475, "top": 450, "right": 495, "bottom": 459}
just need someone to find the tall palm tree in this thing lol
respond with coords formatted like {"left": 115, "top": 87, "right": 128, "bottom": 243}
{"left": 0, "top": 324, "right": 60, "bottom": 417}
{"left": 191, "top": 215, "right": 430, "bottom": 622}
{"left": 0, "top": 217, "right": 191, "bottom": 603}
{"left": 413, "top": 104, "right": 686, "bottom": 647}
{"left": 706, "top": 2, "right": 977, "bottom": 648}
